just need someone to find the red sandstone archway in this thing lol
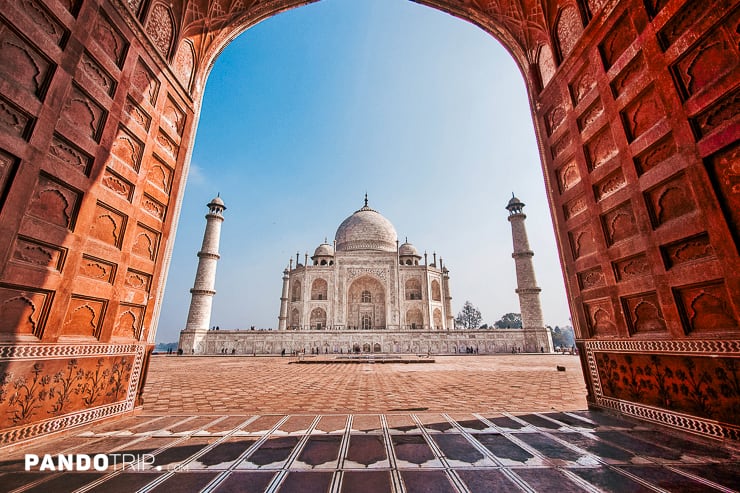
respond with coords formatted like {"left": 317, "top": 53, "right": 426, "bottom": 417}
{"left": 0, "top": 0, "right": 737, "bottom": 445}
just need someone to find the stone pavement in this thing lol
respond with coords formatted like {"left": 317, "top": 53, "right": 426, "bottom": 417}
{"left": 0, "top": 355, "right": 738, "bottom": 493}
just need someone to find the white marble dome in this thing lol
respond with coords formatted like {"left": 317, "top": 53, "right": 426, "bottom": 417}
{"left": 335, "top": 201, "right": 398, "bottom": 252}
{"left": 313, "top": 242, "right": 334, "bottom": 257}
{"left": 399, "top": 241, "right": 420, "bottom": 257}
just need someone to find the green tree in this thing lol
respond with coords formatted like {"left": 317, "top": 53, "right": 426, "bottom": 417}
{"left": 494, "top": 312, "right": 522, "bottom": 328}
{"left": 551, "top": 325, "right": 575, "bottom": 348}
{"left": 456, "top": 301, "right": 483, "bottom": 329}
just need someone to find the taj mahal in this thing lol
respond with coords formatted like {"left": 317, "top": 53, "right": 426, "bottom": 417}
{"left": 178, "top": 195, "right": 553, "bottom": 355}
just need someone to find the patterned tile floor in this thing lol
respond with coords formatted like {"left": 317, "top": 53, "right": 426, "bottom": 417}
{"left": 1, "top": 356, "right": 738, "bottom": 492}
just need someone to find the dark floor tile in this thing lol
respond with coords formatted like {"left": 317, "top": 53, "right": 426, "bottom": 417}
{"left": 432, "top": 434, "right": 485, "bottom": 463}
{"left": 346, "top": 435, "right": 386, "bottom": 466}
{"left": 516, "top": 433, "right": 584, "bottom": 462}
{"left": 401, "top": 470, "right": 456, "bottom": 493}
{"left": 245, "top": 437, "right": 300, "bottom": 467}
{"left": 517, "top": 414, "right": 562, "bottom": 429}
{"left": 149, "top": 471, "right": 219, "bottom": 492}
{"left": 456, "top": 419, "right": 490, "bottom": 431}
{"left": 212, "top": 471, "right": 275, "bottom": 493}
{"left": 629, "top": 431, "right": 733, "bottom": 460}
{"left": 618, "top": 465, "right": 725, "bottom": 492}
{"left": 546, "top": 413, "right": 597, "bottom": 429}
{"left": 595, "top": 431, "right": 682, "bottom": 460}
{"left": 86, "top": 472, "right": 163, "bottom": 493}
{"left": 514, "top": 467, "right": 585, "bottom": 492}
{"left": 297, "top": 435, "right": 341, "bottom": 467}
{"left": 198, "top": 439, "right": 256, "bottom": 467}
{"left": 340, "top": 471, "right": 392, "bottom": 493}
{"left": 24, "top": 472, "right": 103, "bottom": 493}
{"left": 424, "top": 421, "right": 454, "bottom": 432}
{"left": 573, "top": 411, "right": 636, "bottom": 429}
{"left": 457, "top": 469, "right": 517, "bottom": 493}
{"left": 152, "top": 439, "right": 213, "bottom": 469}
{"left": 556, "top": 432, "right": 635, "bottom": 462}
{"left": 278, "top": 471, "right": 333, "bottom": 493}
{"left": 474, "top": 434, "right": 533, "bottom": 464}
{"left": 676, "top": 463, "right": 740, "bottom": 490}
{"left": 392, "top": 435, "right": 436, "bottom": 464}
{"left": 0, "top": 472, "right": 54, "bottom": 492}
{"left": 572, "top": 467, "right": 653, "bottom": 493}
{"left": 486, "top": 416, "right": 525, "bottom": 430}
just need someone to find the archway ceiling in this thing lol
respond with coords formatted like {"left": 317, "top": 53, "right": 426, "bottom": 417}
{"left": 170, "top": 0, "right": 555, "bottom": 86}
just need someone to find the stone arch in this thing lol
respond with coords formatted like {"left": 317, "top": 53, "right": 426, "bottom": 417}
{"left": 311, "top": 278, "right": 328, "bottom": 300}
{"left": 292, "top": 280, "right": 301, "bottom": 302}
{"left": 309, "top": 307, "right": 327, "bottom": 329}
{"left": 0, "top": 0, "right": 737, "bottom": 443}
{"left": 555, "top": 4, "right": 583, "bottom": 61}
{"left": 145, "top": 3, "right": 175, "bottom": 58}
{"left": 406, "top": 308, "right": 423, "bottom": 329}
{"left": 431, "top": 280, "right": 441, "bottom": 301}
{"left": 347, "top": 276, "right": 385, "bottom": 330}
{"left": 405, "top": 278, "right": 421, "bottom": 300}
{"left": 433, "top": 308, "right": 442, "bottom": 329}
{"left": 290, "top": 307, "right": 300, "bottom": 329}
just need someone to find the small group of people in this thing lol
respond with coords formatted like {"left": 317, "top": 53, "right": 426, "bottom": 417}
{"left": 462, "top": 346, "right": 478, "bottom": 354}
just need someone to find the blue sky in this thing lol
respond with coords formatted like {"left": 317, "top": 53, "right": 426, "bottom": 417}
{"left": 155, "top": 0, "right": 571, "bottom": 342}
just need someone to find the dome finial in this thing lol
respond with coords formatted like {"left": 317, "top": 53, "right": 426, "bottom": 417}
{"left": 364, "top": 192, "right": 368, "bottom": 208}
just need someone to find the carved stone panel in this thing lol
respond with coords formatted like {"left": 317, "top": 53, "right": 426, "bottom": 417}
{"left": 551, "top": 133, "right": 572, "bottom": 159}
{"left": 601, "top": 202, "right": 637, "bottom": 246}
{"left": 93, "top": 11, "right": 127, "bottom": 67}
{"left": 621, "top": 85, "right": 665, "bottom": 141}
{"left": 613, "top": 253, "right": 650, "bottom": 281}
{"left": 557, "top": 159, "right": 580, "bottom": 193}
{"left": 644, "top": 172, "right": 696, "bottom": 227}
{"left": 585, "top": 128, "right": 618, "bottom": 170}
{"left": 101, "top": 168, "right": 134, "bottom": 201}
{"left": 674, "top": 281, "right": 738, "bottom": 334}
{"left": 569, "top": 224, "right": 597, "bottom": 259}
{"left": 691, "top": 86, "right": 739, "bottom": 139}
{"left": 658, "top": 0, "right": 712, "bottom": 48}
{"left": 174, "top": 40, "right": 195, "bottom": 91}
{"left": 60, "top": 85, "right": 106, "bottom": 142}
{"left": 89, "top": 202, "right": 126, "bottom": 248}
{"left": 145, "top": 3, "right": 174, "bottom": 58}
{"left": 15, "top": 0, "right": 67, "bottom": 47}
{"left": 578, "top": 267, "right": 606, "bottom": 290}
{"left": 131, "top": 59, "right": 159, "bottom": 106}
{"left": 156, "top": 129, "right": 178, "bottom": 160}
{"left": 78, "top": 255, "right": 116, "bottom": 284}
{"left": 0, "top": 149, "right": 19, "bottom": 208}
{"left": 594, "top": 168, "right": 626, "bottom": 201}
{"left": 0, "top": 96, "right": 34, "bottom": 140}
{"left": 48, "top": 134, "right": 93, "bottom": 176}
{"left": 0, "top": 24, "right": 54, "bottom": 98}
{"left": 162, "top": 96, "right": 185, "bottom": 137}
{"left": 123, "top": 97, "right": 150, "bottom": 131}
{"left": 145, "top": 156, "right": 172, "bottom": 193}
{"left": 26, "top": 173, "right": 80, "bottom": 230}
{"left": 578, "top": 98, "right": 604, "bottom": 131}
{"left": 599, "top": 14, "right": 636, "bottom": 69}
{"left": 622, "top": 292, "right": 667, "bottom": 335}
{"left": 538, "top": 44, "right": 556, "bottom": 88}
{"left": 131, "top": 223, "right": 160, "bottom": 261}
{"left": 705, "top": 142, "right": 740, "bottom": 246}
{"left": 633, "top": 134, "right": 676, "bottom": 175}
{"left": 109, "top": 127, "right": 143, "bottom": 172}
{"left": 570, "top": 65, "right": 596, "bottom": 106}
{"left": 62, "top": 295, "right": 106, "bottom": 338}
{"left": 124, "top": 269, "right": 151, "bottom": 291}
{"left": 112, "top": 304, "right": 144, "bottom": 339}
{"left": 610, "top": 52, "right": 645, "bottom": 98}
{"left": 11, "top": 236, "right": 66, "bottom": 271}
{"left": 545, "top": 102, "right": 567, "bottom": 136}
{"left": 141, "top": 193, "right": 166, "bottom": 221}
{"left": 672, "top": 12, "right": 739, "bottom": 100}
{"left": 661, "top": 233, "right": 714, "bottom": 269}
{"left": 556, "top": 5, "right": 583, "bottom": 60}
{"left": 584, "top": 298, "right": 617, "bottom": 337}
{"left": 563, "top": 194, "right": 587, "bottom": 220}
{"left": 76, "top": 52, "right": 116, "bottom": 97}
{"left": 0, "top": 283, "right": 52, "bottom": 338}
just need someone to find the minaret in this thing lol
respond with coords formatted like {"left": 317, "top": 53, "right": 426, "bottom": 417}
{"left": 184, "top": 195, "right": 226, "bottom": 351}
{"left": 506, "top": 195, "right": 552, "bottom": 351}
{"left": 278, "top": 268, "right": 289, "bottom": 330}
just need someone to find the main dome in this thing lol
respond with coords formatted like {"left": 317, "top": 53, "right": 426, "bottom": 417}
{"left": 335, "top": 198, "right": 397, "bottom": 252}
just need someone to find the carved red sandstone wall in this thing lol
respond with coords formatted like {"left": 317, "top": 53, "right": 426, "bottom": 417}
{"left": 0, "top": 0, "right": 737, "bottom": 445}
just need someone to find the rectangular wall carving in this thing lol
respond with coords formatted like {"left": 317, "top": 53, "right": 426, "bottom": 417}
{"left": 78, "top": 254, "right": 116, "bottom": 284}
{"left": 0, "top": 148, "right": 19, "bottom": 210}
{"left": 633, "top": 134, "right": 677, "bottom": 175}
{"left": 673, "top": 280, "right": 738, "bottom": 334}
{"left": 26, "top": 173, "right": 81, "bottom": 230}
{"left": 660, "top": 233, "right": 714, "bottom": 269}
{"left": 612, "top": 253, "right": 650, "bottom": 281}
{"left": 62, "top": 295, "right": 107, "bottom": 339}
{"left": 0, "top": 283, "right": 53, "bottom": 339}
{"left": 0, "top": 22, "right": 55, "bottom": 99}
{"left": 644, "top": 172, "right": 696, "bottom": 227}
{"left": 11, "top": 235, "right": 66, "bottom": 271}
{"left": 704, "top": 142, "right": 740, "bottom": 247}
{"left": 89, "top": 202, "right": 127, "bottom": 248}
{"left": 60, "top": 84, "right": 106, "bottom": 142}
{"left": 112, "top": 304, "right": 145, "bottom": 339}
{"left": 0, "top": 95, "right": 34, "bottom": 141}
{"left": 621, "top": 291, "right": 667, "bottom": 335}
{"left": 93, "top": 11, "right": 127, "bottom": 67}
{"left": 601, "top": 202, "right": 638, "bottom": 246}
{"left": 48, "top": 134, "right": 93, "bottom": 176}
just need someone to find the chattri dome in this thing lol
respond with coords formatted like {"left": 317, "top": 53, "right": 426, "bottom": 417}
{"left": 313, "top": 242, "right": 334, "bottom": 257}
{"left": 399, "top": 241, "right": 420, "bottom": 257}
{"left": 335, "top": 196, "right": 398, "bottom": 252}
